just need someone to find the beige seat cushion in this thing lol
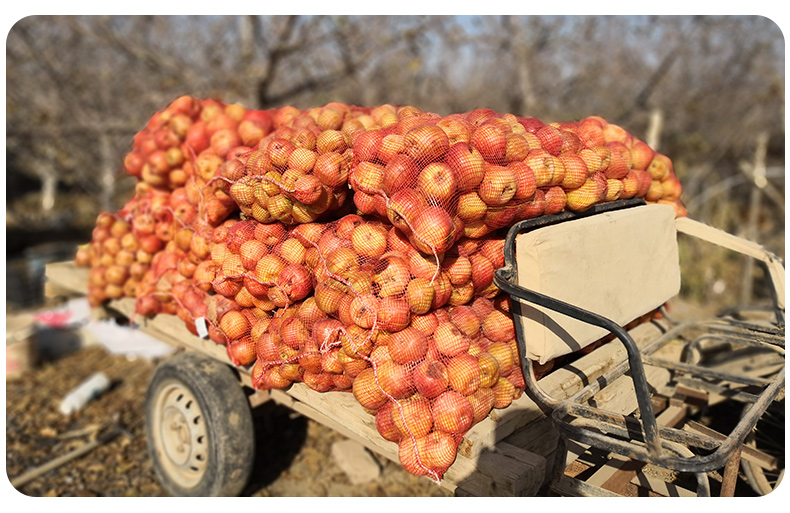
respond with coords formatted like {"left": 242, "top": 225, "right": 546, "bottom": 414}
{"left": 512, "top": 204, "right": 680, "bottom": 364}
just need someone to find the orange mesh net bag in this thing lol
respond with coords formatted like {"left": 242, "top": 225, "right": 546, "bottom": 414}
{"left": 78, "top": 98, "right": 687, "bottom": 485}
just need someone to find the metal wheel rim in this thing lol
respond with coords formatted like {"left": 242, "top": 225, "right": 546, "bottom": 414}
{"left": 151, "top": 380, "right": 209, "bottom": 490}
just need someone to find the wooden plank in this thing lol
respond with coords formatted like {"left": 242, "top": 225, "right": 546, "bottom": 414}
{"left": 631, "top": 473, "right": 696, "bottom": 497}
{"left": 684, "top": 420, "right": 778, "bottom": 470}
{"left": 550, "top": 474, "right": 620, "bottom": 497}
{"left": 586, "top": 453, "right": 645, "bottom": 495}
{"left": 655, "top": 404, "right": 687, "bottom": 428}
{"left": 45, "top": 261, "right": 89, "bottom": 295}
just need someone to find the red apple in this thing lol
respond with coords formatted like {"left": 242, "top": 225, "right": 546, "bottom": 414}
{"left": 432, "top": 390, "right": 475, "bottom": 433}
{"left": 388, "top": 326, "right": 429, "bottom": 365}
{"left": 375, "top": 360, "right": 415, "bottom": 399}
{"left": 413, "top": 359, "right": 449, "bottom": 399}
{"left": 377, "top": 297, "right": 411, "bottom": 332}
{"left": 416, "top": 162, "right": 458, "bottom": 205}
{"left": 445, "top": 142, "right": 485, "bottom": 191}
{"left": 471, "top": 123, "right": 507, "bottom": 163}
{"left": 392, "top": 396, "right": 433, "bottom": 439}
{"left": 433, "top": 321, "right": 472, "bottom": 357}
{"left": 404, "top": 124, "right": 450, "bottom": 163}
{"left": 445, "top": 353, "right": 482, "bottom": 396}
{"left": 409, "top": 206, "right": 455, "bottom": 255}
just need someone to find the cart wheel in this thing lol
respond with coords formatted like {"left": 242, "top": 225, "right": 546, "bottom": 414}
{"left": 145, "top": 351, "right": 255, "bottom": 496}
{"left": 741, "top": 399, "right": 784, "bottom": 495}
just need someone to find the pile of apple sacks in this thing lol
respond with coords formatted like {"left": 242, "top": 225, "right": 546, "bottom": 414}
{"left": 77, "top": 97, "right": 685, "bottom": 482}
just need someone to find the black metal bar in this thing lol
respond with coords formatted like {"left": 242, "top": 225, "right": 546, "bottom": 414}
{"left": 640, "top": 354, "right": 773, "bottom": 387}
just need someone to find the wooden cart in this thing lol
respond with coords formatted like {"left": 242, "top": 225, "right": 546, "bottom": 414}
{"left": 45, "top": 242, "right": 783, "bottom": 497}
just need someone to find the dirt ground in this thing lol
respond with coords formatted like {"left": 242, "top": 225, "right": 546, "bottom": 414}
{"left": 6, "top": 344, "right": 451, "bottom": 498}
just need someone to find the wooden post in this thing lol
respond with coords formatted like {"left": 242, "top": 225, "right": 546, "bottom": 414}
{"left": 740, "top": 132, "right": 769, "bottom": 306}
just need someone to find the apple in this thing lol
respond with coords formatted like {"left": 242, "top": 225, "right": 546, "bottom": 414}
{"left": 543, "top": 186, "right": 567, "bottom": 215}
{"left": 416, "top": 162, "right": 458, "bottom": 205}
{"left": 525, "top": 149, "right": 557, "bottom": 187}
{"left": 387, "top": 326, "right": 429, "bottom": 365}
{"left": 476, "top": 352, "right": 501, "bottom": 388}
{"left": 645, "top": 180, "right": 664, "bottom": 201}
{"left": 448, "top": 281, "right": 475, "bottom": 306}
{"left": 437, "top": 117, "right": 472, "bottom": 145}
{"left": 449, "top": 305, "right": 481, "bottom": 337}
{"left": 319, "top": 347, "right": 344, "bottom": 374}
{"left": 661, "top": 175, "right": 682, "bottom": 202}
{"left": 468, "top": 387, "right": 496, "bottom": 424}
{"left": 433, "top": 322, "right": 472, "bottom": 357}
{"left": 392, "top": 395, "right": 433, "bottom": 440}
{"left": 535, "top": 125, "right": 564, "bottom": 156}
{"left": 507, "top": 161, "right": 537, "bottom": 201}
{"left": 350, "top": 161, "right": 385, "bottom": 194}
{"left": 565, "top": 178, "right": 601, "bottom": 212}
{"left": 504, "top": 132, "right": 530, "bottom": 162}
{"left": 315, "top": 130, "right": 348, "bottom": 155}
{"left": 413, "top": 359, "right": 449, "bottom": 399}
{"left": 445, "top": 142, "right": 485, "bottom": 191}
{"left": 313, "top": 152, "right": 350, "bottom": 188}
{"left": 398, "top": 435, "right": 431, "bottom": 477}
{"left": 405, "top": 277, "right": 436, "bottom": 315}
{"left": 605, "top": 179, "right": 624, "bottom": 202}
{"left": 422, "top": 431, "right": 457, "bottom": 472}
{"left": 378, "top": 134, "right": 407, "bottom": 164}
{"left": 377, "top": 297, "right": 411, "bottom": 332}
{"left": 404, "top": 124, "right": 450, "bottom": 163}
{"left": 277, "top": 263, "right": 313, "bottom": 303}
{"left": 471, "top": 123, "right": 507, "bottom": 163}
{"left": 303, "top": 371, "right": 334, "bottom": 392}
{"left": 386, "top": 188, "right": 426, "bottom": 234}
{"left": 441, "top": 255, "right": 472, "bottom": 286}
{"left": 575, "top": 118, "right": 606, "bottom": 148}
{"left": 487, "top": 341, "right": 516, "bottom": 376}
{"left": 409, "top": 206, "right": 456, "bottom": 255}
{"left": 410, "top": 312, "right": 439, "bottom": 336}
{"left": 432, "top": 390, "right": 475, "bottom": 433}
{"left": 375, "top": 401, "right": 403, "bottom": 442}
{"left": 219, "top": 310, "right": 250, "bottom": 341}
{"left": 468, "top": 253, "right": 495, "bottom": 293}
{"left": 646, "top": 153, "right": 672, "bottom": 181}
{"left": 339, "top": 324, "right": 374, "bottom": 359}
{"left": 379, "top": 154, "right": 419, "bottom": 195}
{"left": 348, "top": 223, "right": 387, "bottom": 260}
{"left": 352, "top": 129, "right": 383, "bottom": 163}
{"left": 456, "top": 191, "right": 487, "bottom": 221}
{"left": 313, "top": 280, "right": 346, "bottom": 315}
{"left": 492, "top": 377, "right": 517, "bottom": 409}
{"left": 373, "top": 254, "right": 411, "bottom": 298}
{"left": 375, "top": 360, "right": 415, "bottom": 399}
{"left": 430, "top": 272, "right": 454, "bottom": 310}
{"left": 348, "top": 293, "right": 380, "bottom": 329}
{"left": 478, "top": 164, "right": 517, "bottom": 207}
{"left": 558, "top": 153, "right": 589, "bottom": 190}
{"left": 516, "top": 116, "right": 544, "bottom": 134}
{"left": 482, "top": 310, "right": 516, "bottom": 343}
{"left": 602, "top": 122, "right": 632, "bottom": 144}
{"left": 445, "top": 353, "right": 482, "bottom": 396}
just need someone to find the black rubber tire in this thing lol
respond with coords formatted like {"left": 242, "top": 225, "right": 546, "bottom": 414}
{"left": 145, "top": 351, "right": 255, "bottom": 497}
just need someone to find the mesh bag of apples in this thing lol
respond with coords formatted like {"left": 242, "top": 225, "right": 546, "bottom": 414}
{"left": 77, "top": 97, "right": 684, "bottom": 482}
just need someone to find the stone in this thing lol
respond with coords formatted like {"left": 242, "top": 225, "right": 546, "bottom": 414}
{"left": 330, "top": 439, "right": 381, "bottom": 485}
